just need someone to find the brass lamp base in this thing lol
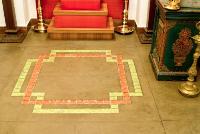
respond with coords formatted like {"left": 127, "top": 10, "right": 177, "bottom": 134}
{"left": 115, "top": 25, "right": 134, "bottom": 35}
{"left": 164, "top": 4, "right": 180, "bottom": 10}
{"left": 33, "top": 23, "right": 48, "bottom": 33}
{"left": 178, "top": 81, "right": 200, "bottom": 98}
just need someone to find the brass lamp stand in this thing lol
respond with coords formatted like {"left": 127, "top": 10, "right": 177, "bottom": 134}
{"left": 115, "top": 0, "right": 134, "bottom": 35}
{"left": 178, "top": 22, "right": 200, "bottom": 98}
{"left": 33, "top": 0, "right": 48, "bottom": 33}
{"left": 164, "top": 0, "right": 181, "bottom": 11}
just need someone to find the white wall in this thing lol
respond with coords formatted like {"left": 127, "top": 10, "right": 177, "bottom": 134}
{"left": 13, "top": 0, "right": 26, "bottom": 26}
{"left": 13, "top": 0, "right": 37, "bottom": 27}
{"left": 129, "top": 0, "right": 150, "bottom": 27}
{"left": 0, "top": 0, "right": 6, "bottom": 26}
{"left": 26, "top": 0, "right": 37, "bottom": 20}
{"left": 129, "top": 0, "right": 138, "bottom": 21}
{"left": 23, "top": 0, "right": 30, "bottom": 25}
{"left": 0, "top": 0, "right": 37, "bottom": 27}
{"left": 0, "top": 0, "right": 150, "bottom": 27}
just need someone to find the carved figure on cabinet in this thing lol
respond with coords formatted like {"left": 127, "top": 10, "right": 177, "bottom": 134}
{"left": 172, "top": 28, "right": 193, "bottom": 66}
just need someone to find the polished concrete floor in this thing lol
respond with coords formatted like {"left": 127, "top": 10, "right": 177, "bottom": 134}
{"left": 0, "top": 31, "right": 200, "bottom": 134}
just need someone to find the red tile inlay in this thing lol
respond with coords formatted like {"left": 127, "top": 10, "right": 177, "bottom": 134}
{"left": 116, "top": 55, "right": 130, "bottom": 97}
{"left": 23, "top": 54, "right": 47, "bottom": 102}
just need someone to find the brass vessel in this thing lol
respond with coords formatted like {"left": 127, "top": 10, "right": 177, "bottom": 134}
{"left": 178, "top": 22, "right": 200, "bottom": 97}
{"left": 33, "top": 0, "right": 48, "bottom": 33}
{"left": 164, "top": 0, "right": 181, "bottom": 11}
{"left": 115, "top": 0, "right": 134, "bottom": 35}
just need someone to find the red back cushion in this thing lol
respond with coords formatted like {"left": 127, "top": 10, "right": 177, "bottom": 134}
{"left": 37, "top": 0, "right": 59, "bottom": 19}
{"left": 60, "top": 0, "right": 101, "bottom": 10}
{"left": 38, "top": 0, "right": 123, "bottom": 19}
{"left": 102, "top": 0, "right": 123, "bottom": 19}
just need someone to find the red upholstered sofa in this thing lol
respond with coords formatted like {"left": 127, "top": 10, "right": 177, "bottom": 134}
{"left": 38, "top": 0, "right": 123, "bottom": 19}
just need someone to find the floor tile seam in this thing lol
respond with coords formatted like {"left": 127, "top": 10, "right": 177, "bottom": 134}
{"left": 142, "top": 70, "right": 167, "bottom": 133}
{"left": 74, "top": 124, "right": 78, "bottom": 134}
{"left": 0, "top": 45, "right": 22, "bottom": 48}
{"left": 0, "top": 75, "right": 11, "bottom": 78}
{"left": 0, "top": 54, "right": 34, "bottom": 98}
{"left": 0, "top": 83, "right": 8, "bottom": 98}
{"left": 144, "top": 80, "right": 167, "bottom": 134}
{"left": 70, "top": 120, "right": 164, "bottom": 124}
{"left": 0, "top": 120, "right": 164, "bottom": 124}
{"left": 9, "top": 71, "right": 134, "bottom": 77}
{"left": 137, "top": 47, "right": 167, "bottom": 134}
{"left": 2, "top": 51, "right": 29, "bottom": 78}
{"left": 162, "top": 119, "right": 200, "bottom": 121}
{"left": 14, "top": 46, "right": 136, "bottom": 51}
{"left": 13, "top": 45, "right": 110, "bottom": 48}
{"left": 6, "top": 73, "right": 119, "bottom": 77}
{"left": 2, "top": 65, "right": 20, "bottom": 78}
{"left": 0, "top": 72, "right": 21, "bottom": 98}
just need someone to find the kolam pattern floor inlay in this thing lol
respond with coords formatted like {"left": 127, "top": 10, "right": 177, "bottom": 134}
{"left": 11, "top": 50, "right": 143, "bottom": 114}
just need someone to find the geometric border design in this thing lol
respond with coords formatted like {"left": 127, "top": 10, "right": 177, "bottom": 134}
{"left": 11, "top": 50, "right": 143, "bottom": 114}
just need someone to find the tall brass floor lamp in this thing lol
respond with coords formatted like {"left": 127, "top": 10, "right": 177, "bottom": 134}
{"left": 115, "top": 0, "right": 134, "bottom": 35}
{"left": 33, "top": 0, "right": 48, "bottom": 33}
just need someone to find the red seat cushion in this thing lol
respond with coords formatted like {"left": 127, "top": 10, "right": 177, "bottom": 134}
{"left": 39, "top": 0, "right": 59, "bottom": 19}
{"left": 54, "top": 16, "right": 107, "bottom": 28}
{"left": 60, "top": 0, "right": 101, "bottom": 10}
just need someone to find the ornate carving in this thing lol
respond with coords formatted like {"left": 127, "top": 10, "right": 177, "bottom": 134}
{"left": 156, "top": 19, "right": 165, "bottom": 65}
{"left": 155, "top": 19, "right": 176, "bottom": 68}
{"left": 172, "top": 28, "right": 193, "bottom": 66}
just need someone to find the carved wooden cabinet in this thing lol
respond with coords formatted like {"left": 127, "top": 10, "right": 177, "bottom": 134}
{"left": 150, "top": 0, "right": 200, "bottom": 80}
